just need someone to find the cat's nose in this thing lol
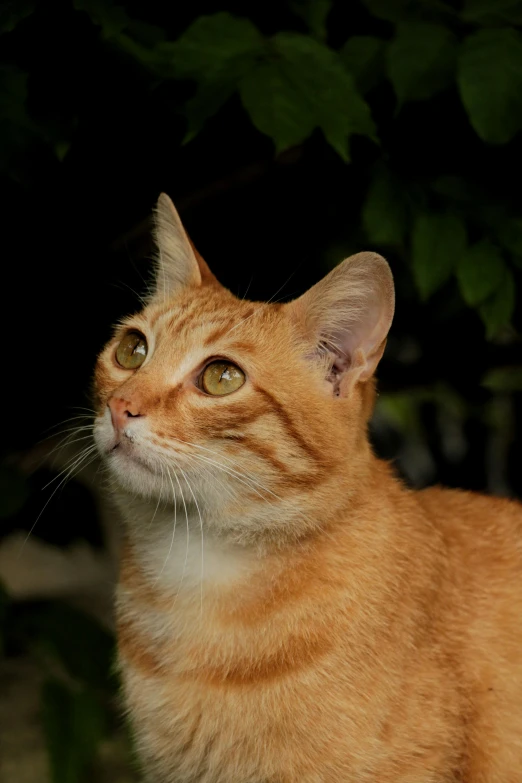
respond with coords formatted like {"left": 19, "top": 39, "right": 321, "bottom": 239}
{"left": 108, "top": 396, "right": 143, "bottom": 432}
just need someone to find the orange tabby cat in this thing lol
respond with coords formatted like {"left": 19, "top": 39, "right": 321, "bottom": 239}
{"left": 93, "top": 194, "right": 522, "bottom": 783}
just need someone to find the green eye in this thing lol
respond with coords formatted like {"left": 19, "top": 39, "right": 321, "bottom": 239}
{"left": 201, "top": 361, "right": 245, "bottom": 396}
{"left": 115, "top": 331, "right": 148, "bottom": 369}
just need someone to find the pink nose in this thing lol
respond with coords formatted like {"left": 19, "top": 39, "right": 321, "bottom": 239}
{"left": 108, "top": 396, "right": 143, "bottom": 432}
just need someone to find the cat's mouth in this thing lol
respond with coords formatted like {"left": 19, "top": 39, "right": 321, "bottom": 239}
{"left": 107, "top": 434, "right": 155, "bottom": 473}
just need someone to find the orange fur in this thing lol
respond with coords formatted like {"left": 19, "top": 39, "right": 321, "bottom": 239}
{"left": 93, "top": 195, "right": 522, "bottom": 782}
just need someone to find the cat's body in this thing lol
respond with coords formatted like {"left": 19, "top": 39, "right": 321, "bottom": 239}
{"left": 94, "top": 195, "right": 522, "bottom": 782}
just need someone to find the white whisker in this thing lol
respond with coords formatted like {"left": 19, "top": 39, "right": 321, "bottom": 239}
{"left": 19, "top": 446, "right": 99, "bottom": 555}
{"left": 177, "top": 463, "right": 204, "bottom": 616}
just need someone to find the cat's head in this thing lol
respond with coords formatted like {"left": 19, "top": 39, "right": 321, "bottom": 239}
{"left": 93, "top": 195, "right": 394, "bottom": 541}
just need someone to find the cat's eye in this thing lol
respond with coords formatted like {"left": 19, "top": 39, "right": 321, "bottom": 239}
{"left": 200, "top": 361, "right": 245, "bottom": 396}
{"left": 115, "top": 331, "right": 148, "bottom": 369}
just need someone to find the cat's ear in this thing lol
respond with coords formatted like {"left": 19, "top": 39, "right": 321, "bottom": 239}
{"left": 289, "top": 252, "right": 394, "bottom": 395}
{"left": 152, "top": 193, "right": 216, "bottom": 296}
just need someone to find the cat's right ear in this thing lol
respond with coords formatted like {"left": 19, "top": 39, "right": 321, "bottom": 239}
{"left": 152, "top": 193, "right": 216, "bottom": 298}
{"left": 289, "top": 252, "right": 395, "bottom": 395}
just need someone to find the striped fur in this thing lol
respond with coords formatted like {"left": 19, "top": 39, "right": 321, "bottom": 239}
{"left": 93, "top": 196, "right": 522, "bottom": 782}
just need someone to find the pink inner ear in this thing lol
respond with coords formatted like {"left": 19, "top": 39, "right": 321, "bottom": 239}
{"left": 318, "top": 339, "right": 352, "bottom": 397}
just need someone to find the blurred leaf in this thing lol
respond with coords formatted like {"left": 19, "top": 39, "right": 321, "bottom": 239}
{"left": 457, "top": 240, "right": 506, "bottom": 307}
{"left": 496, "top": 217, "right": 522, "bottom": 259}
{"left": 0, "top": 66, "right": 32, "bottom": 127}
{"left": 0, "top": 464, "right": 30, "bottom": 519}
{"left": 482, "top": 365, "right": 522, "bottom": 392}
{"left": 114, "top": 32, "right": 166, "bottom": 71}
{"left": 377, "top": 392, "right": 423, "bottom": 435}
{"left": 458, "top": 29, "right": 522, "bottom": 145}
{"left": 73, "top": 0, "right": 129, "bottom": 39}
{"left": 241, "top": 33, "right": 376, "bottom": 160}
{"left": 411, "top": 212, "right": 467, "bottom": 300}
{"left": 361, "top": 0, "right": 410, "bottom": 21}
{"left": 0, "top": 0, "right": 35, "bottom": 33}
{"left": 362, "top": 166, "right": 408, "bottom": 245}
{"left": 478, "top": 266, "right": 516, "bottom": 338}
{"left": 461, "top": 0, "right": 522, "bottom": 25}
{"left": 155, "top": 13, "right": 264, "bottom": 79}
{"left": 387, "top": 22, "right": 457, "bottom": 104}
{"left": 125, "top": 19, "right": 166, "bottom": 46}
{"left": 362, "top": 0, "right": 456, "bottom": 23}
{"left": 430, "top": 175, "right": 479, "bottom": 203}
{"left": 42, "top": 678, "right": 107, "bottom": 783}
{"left": 290, "top": 0, "right": 332, "bottom": 41}
{"left": 340, "top": 36, "right": 385, "bottom": 94}
{"left": 54, "top": 140, "right": 71, "bottom": 162}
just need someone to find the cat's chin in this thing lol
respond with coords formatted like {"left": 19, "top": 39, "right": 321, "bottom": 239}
{"left": 105, "top": 445, "right": 164, "bottom": 498}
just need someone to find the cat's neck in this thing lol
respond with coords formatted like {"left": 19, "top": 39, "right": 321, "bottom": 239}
{"left": 114, "top": 453, "right": 403, "bottom": 597}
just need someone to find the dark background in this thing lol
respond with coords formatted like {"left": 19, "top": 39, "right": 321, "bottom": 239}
{"left": 1, "top": 1, "right": 521, "bottom": 781}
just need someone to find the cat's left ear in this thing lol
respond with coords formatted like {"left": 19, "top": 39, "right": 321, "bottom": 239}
{"left": 152, "top": 193, "right": 216, "bottom": 296}
{"left": 289, "top": 252, "right": 394, "bottom": 395}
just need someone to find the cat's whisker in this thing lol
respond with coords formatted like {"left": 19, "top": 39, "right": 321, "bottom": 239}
{"left": 40, "top": 443, "right": 98, "bottom": 490}
{"left": 40, "top": 414, "right": 94, "bottom": 437}
{"left": 171, "top": 442, "right": 318, "bottom": 530}
{"left": 19, "top": 445, "right": 99, "bottom": 555}
{"left": 112, "top": 279, "right": 148, "bottom": 307}
{"left": 148, "top": 462, "right": 165, "bottom": 529}
{"left": 176, "top": 463, "right": 205, "bottom": 616}
{"left": 184, "top": 456, "right": 238, "bottom": 503}
{"left": 45, "top": 431, "right": 94, "bottom": 460}
{"left": 180, "top": 451, "right": 271, "bottom": 502}
{"left": 169, "top": 439, "right": 282, "bottom": 501}
{"left": 265, "top": 269, "right": 297, "bottom": 305}
{"left": 153, "top": 461, "right": 178, "bottom": 587}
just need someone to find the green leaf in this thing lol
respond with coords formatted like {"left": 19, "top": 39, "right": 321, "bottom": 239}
{"left": 241, "top": 33, "right": 376, "bottom": 159}
{"left": 457, "top": 240, "right": 507, "bottom": 307}
{"left": 478, "top": 267, "right": 516, "bottom": 338}
{"left": 458, "top": 29, "right": 522, "bottom": 145}
{"left": 430, "top": 175, "right": 479, "bottom": 203}
{"left": 0, "top": 0, "right": 35, "bottom": 33}
{"left": 361, "top": 0, "right": 410, "bottom": 21}
{"left": 387, "top": 22, "right": 457, "bottom": 104}
{"left": 0, "top": 66, "right": 31, "bottom": 125}
{"left": 183, "top": 55, "right": 261, "bottom": 143}
{"left": 42, "top": 679, "right": 107, "bottom": 783}
{"left": 362, "top": 0, "right": 456, "bottom": 22}
{"left": 411, "top": 213, "right": 467, "bottom": 300}
{"left": 461, "top": 0, "right": 522, "bottom": 25}
{"left": 73, "top": 0, "right": 129, "bottom": 39}
{"left": 154, "top": 13, "right": 264, "bottom": 80}
{"left": 54, "top": 140, "right": 71, "bottom": 162}
{"left": 482, "top": 365, "right": 522, "bottom": 392}
{"left": 340, "top": 36, "right": 385, "bottom": 94}
{"left": 362, "top": 166, "right": 408, "bottom": 246}
{"left": 291, "top": 0, "right": 332, "bottom": 41}
{"left": 496, "top": 217, "right": 522, "bottom": 257}
{"left": 125, "top": 19, "right": 166, "bottom": 46}
{"left": 240, "top": 61, "right": 315, "bottom": 154}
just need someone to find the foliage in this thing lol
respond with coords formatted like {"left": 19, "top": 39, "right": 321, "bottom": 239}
{"left": 2, "top": 0, "right": 521, "bottom": 336}
{"left": 3, "top": 596, "right": 119, "bottom": 782}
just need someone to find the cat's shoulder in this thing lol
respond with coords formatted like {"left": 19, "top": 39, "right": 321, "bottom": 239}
{"left": 417, "top": 484, "right": 522, "bottom": 522}
{"left": 415, "top": 484, "right": 522, "bottom": 565}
